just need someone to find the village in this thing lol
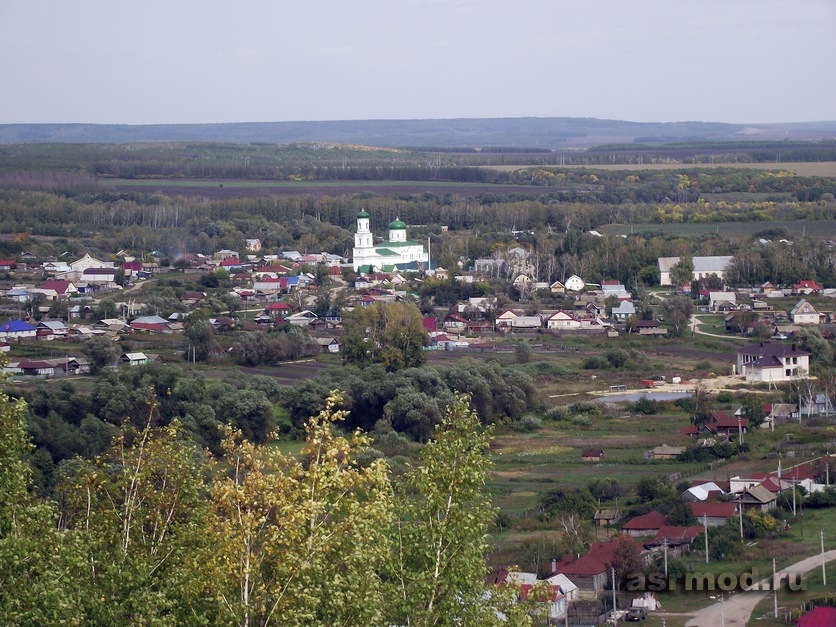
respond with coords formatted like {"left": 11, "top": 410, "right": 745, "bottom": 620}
{"left": 1, "top": 216, "right": 836, "bottom": 625}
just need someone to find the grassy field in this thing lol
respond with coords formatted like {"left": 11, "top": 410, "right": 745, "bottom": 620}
{"left": 485, "top": 161, "right": 836, "bottom": 177}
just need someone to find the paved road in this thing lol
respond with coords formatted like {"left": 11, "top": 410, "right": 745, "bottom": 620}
{"left": 684, "top": 549, "right": 836, "bottom": 626}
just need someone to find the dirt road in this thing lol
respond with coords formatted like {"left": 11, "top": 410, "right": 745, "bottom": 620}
{"left": 690, "top": 315, "right": 749, "bottom": 341}
{"left": 683, "top": 549, "right": 836, "bottom": 626}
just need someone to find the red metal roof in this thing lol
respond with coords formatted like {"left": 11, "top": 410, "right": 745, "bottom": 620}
{"left": 554, "top": 540, "right": 621, "bottom": 576}
{"left": 710, "top": 411, "right": 749, "bottom": 429}
{"left": 796, "top": 606, "right": 836, "bottom": 627}
{"left": 690, "top": 502, "right": 736, "bottom": 518}
{"left": 623, "top": 511, "right": 666, "bottom": 530}
{"left": 794, "top": 280, "right": 822, "bottom": 290}
{"left": 41, "top": 280, "right": 73, "bottom": 293}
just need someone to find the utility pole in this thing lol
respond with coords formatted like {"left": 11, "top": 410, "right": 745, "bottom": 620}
{"left": 663, "top": 538, "right": 668, "bottom": 578}
{"left": 611, "top": 567, "right": 617, "bottom": 615}
{"left": 772, "top": 558, "right": 778, "bottom": 618}
{"left": 738, "top": 496, "right": 744, "bottom": 540}
{"left": 822, "top": 530, "right": 827, "bottom": 587}
{"left": 704, "top": 513, "right": 709, "bottom": 564}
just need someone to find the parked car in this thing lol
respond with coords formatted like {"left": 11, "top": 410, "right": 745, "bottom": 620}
{"left": 626, "top": 606, "right": 649, "bottom": 621}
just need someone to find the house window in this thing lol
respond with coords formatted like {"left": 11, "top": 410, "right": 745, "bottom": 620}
{"left": 786, "top": 369, "right": 791, "bottom": 377}
{"left": 793, "top": 357, "right": 797, "bottom": 364}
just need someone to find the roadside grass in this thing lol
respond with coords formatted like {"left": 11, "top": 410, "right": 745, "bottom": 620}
{"left": 693, "top": 314, "right": 726, "bottom": 334}
{"left": 749, "top": 560, "right": 836, "bottom": 625}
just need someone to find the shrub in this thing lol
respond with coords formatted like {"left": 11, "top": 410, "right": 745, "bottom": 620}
{"left": 515, "top": 342, "right": 532, "bottom": 364}
{"left": 570, "top": 415, "right": 592, "bottom": 427}
{"left": 544, "top": 406, "right": 570, "bottom": 421}
{"left": 568, "top": 401, "right": 600, "bottom": 416}
{"left": 583, "top": 356, "right": 609, "bottom": 369}
{"left": 511, "top": 413, "right": 542, "bottom": 432}
{"left": 631, "top": 397, "right": 660, "bottom": 415}
{"left": 604, "top": 348, "right": 630, "bottom": 369}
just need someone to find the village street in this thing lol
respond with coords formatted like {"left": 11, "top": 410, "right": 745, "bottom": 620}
{"left": 682, "top": 549, "right": 836, "bottom": 626}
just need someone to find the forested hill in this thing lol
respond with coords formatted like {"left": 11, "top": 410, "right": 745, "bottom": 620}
{"left": 2, "top": 117, "right": 836, "bottom": 148}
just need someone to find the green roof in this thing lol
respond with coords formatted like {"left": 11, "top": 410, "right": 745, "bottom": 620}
{"left": 388, "top": 218, "right": 407, "bottom": 230}
{"left": 378, "top": 240, "right": 423, "bottom": 248}
{"left": 357, "top": 209, "right": 370, "bottom": 218}
{"left": 374, "top": 248, "right": 401, "bottom": 257}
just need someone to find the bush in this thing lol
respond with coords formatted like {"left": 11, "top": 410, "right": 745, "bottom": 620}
{"left": 631, "top": 397, "right": 660, "bottom": 415}
{"left": 717, "top": 391, "right": 734, "bottom": 403}
{"left": 583, "top": 356, "right": 609, "bottom": 370}
{"left": 605, "top": 348, "right": 630, "bottom": 369}
{"left": 515, "top": 342, "right": 532, "bottom": 364}
{"left": 568, "top": 401, "right": 600, "bottom": 416}
{"left": 570, "top": 415, "right": 592, "bottom": 427}
{"left": 804, "top": 487, "right": 836, "bottom": 509}
{"left": 511, "top": 413, "right": 542, "bottom": 432}
{"left": 544, "top": 406, "right": 570, "bottom": 421}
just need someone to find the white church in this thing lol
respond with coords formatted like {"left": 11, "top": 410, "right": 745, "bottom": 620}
{"left": 352, "top": 210, "right": 428, "bottom": 273}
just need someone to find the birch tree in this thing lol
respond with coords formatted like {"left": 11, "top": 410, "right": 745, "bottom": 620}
{"left": 384, "top": 394, "right": 506, "bottom": 626}
{"left": 205, "top": 392, "right": 393, "bottom": 626}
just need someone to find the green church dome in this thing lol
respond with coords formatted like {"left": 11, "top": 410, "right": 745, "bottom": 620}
{"left": 388, "top": 218, "right": 407, "bottom": 230}
{"left": 357, "top": 209, "right": 370, "bottom": 219}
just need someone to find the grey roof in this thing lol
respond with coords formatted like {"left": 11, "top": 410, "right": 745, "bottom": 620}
{"left": 744, "top": 485, "right": 777, "bottom": 504}
{"left": 611, "top": 301, "right": 636, "bottom": 315}
{"left": 738, "top": 342, "right": 810, "bottom": 358}
{"left": 131, "top": 315, "right": 169, "bottom": 325}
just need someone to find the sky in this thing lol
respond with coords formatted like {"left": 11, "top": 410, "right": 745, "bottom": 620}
{"left": 2, "top": 0, "right": 835, "bottom": 126}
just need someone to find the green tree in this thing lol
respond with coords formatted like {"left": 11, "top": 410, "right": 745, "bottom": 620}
{"left": 0, "top": 388, "right": 87, "bottom": 623}
{"left": 661, "top": 295, "right": 694, "bottom": 338}
{"left": 740, "top": 394, "right": 766, "bottom": 428}
{"left": 798, "top": 327, "right": 833, "bottom": 365}
{"left": 669, "top": 256, "right": 694, "bottom": 289}
{"left": 184, "top": 318, "right": 219, "bottom": 362}
{"left": 204, "top": 392, "right": 393, "bottom": 626}
{"left": 540, "top": 488, "right": 597, "bottom": 520}
{"left": 690, "top": 385, "right": 713, "bottom": 428}
{"left": 587, "top": 477, "right": 622, "bottom": 502}
{"left": 384, "top": 394, "right": 500, "bottom": 626}
{"left": 636, "top": 477, "right": 674, "bottom": 503}
{"left": 665, "top": 500, "right": 697, "bottom": 526}
{"left": 726, "top": 310, "right": 757, "bottom": 335}
{"left": 340, "top": 301, "right": 428, "bottom": 371}
{"left": 55, "top": 408, "right": 211, "bottom": 624}
{"left": 82, "top": 335, "right": 121, "bottom": 373}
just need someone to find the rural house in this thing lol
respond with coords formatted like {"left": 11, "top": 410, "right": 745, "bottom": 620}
{"left": 736, "top": 342, "right": 810, "bottom": 383}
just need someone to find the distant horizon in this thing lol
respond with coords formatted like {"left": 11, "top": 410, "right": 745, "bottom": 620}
{"left": 6, "top": 116, "right": 836, "bottom": 127}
